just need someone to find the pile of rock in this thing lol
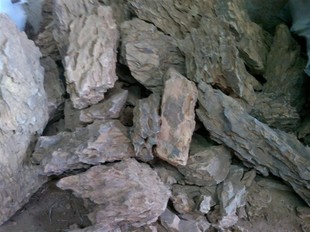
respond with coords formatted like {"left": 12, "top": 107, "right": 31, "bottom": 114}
{"left": 1, "top": 0, "right": 310, "bottom": 231}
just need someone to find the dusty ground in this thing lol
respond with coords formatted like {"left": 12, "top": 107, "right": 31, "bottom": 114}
{"left": 1, "top": 177, "right": 310, "bottom": 232}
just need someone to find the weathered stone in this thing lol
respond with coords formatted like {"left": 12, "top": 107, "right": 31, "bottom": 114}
{"left": 296, "top": 206, "right": 310, "bottom": 219}
{"left": 198, "top": 195, "right": 213, "bottom": 214}
{"left": 0, "top": 15, "right": 49, "bottom": 224}
{"left": 128, "top": 0, "right": 216, "bottom": 39}
{"left": 33, "top": 120, "right": 134, "bottom": 175}
{"left": 214, "top": 0, "right": 271, "bottom": 75}
{"left": 179, "top": 16, "right": 257, "bottom": 107}
{"left": 156, "top": 68, "right": 198, "bottom": 166}
{"left": 250, "top": 93, "right": 300, "bottom": 132}
{"left": 64, "top": 6, "right": 119, "bottom": 109}
{"left": 41, "top": 56, "right": 65, "bottom": 121}
{"left": 57, "top": 159, "right": 171, "bottom": 229}
{"left": 160, "top": 209, "right": 210, "bottom": 232}
{"left": 189, "top": 133, "right": 214, "bottom": 156}
{"left": 64, "top": 99, "right": 83, "bottom": 131}
{"left": 217, "top": 166, "right": 247, "bottom": 229}
{"left": 131, "top": 94, "right": 161, "bottom": 162}
{"left": 120, "top": 18, "right": 185, "bottom": 93}
{"left": 171, "top": 185, "right": 217, "bottom": 215}
{"left": 99, "top": 0, "right": 130, "bottom": 26}
{"left": 196, "top": 82, "right": 310, "bottom": 206}
{"left": 151, "top": 160, "right": 184, "bottom": 186}
{"left": 178, "top": 145, "right": 232, "bottom": 187}
{"left": 79, "top": 88, "right": 128, "bottom": 124}
{"left": 263, "top": 24, "right": 306, "bottom": 110}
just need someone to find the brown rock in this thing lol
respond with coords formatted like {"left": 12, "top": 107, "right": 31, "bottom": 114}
{"left": 196, "top": 82, "right": 310, "bottom": 206}
{"left": 156, "top": 68, "right": 198, "bottom": 166}
{"left": 64, "top": 6, "right": 119, "bottom": 109}
{"left": 131, "top": 94, "right": 161, "bottom": 162}
{"left": 33, "top": 120, "right": 134, "bottom": 175}
{"left": 57, "top": 159, "right": 171, "bottom": 229}
{"left": 0, "top": 15, "right": 49, "bottom": 224}
{"left": 120, "top": 18, "right": 185, "bottom": 93}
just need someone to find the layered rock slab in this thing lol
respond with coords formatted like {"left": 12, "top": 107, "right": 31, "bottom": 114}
{"left": 57, "top": 159, "right": 171, "bottom": 230}
{"left": 0, "top": 15, "right": 49, "bottom": 224}
{"left": 156, "top": 69, "right": 198, "bottom": 166}
{"left": 120, "top": 18, "right": 185, "bottom": 93}
{"left": 33, "top": 120, "right": 134, "bottom": 175}
{"left": 196, "top": 82, "right": 310, "bottom": 206}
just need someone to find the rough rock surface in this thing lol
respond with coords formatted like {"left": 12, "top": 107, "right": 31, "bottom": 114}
{"left": 131, "top": 94, "right": 161, "bottom": 162}
{"left": 120, "top": 18, "right": 185, "bottom": 93}
{"left": 33, "top": 120, "right": 134, "bottom": 175}
{"left": 57, "top": 159, "right": 171, "bottom": 230}
{"left": 179, "top": 16, "right": 257, "bottom": 106}
{"left": 196, "top": 82, "right": 310, "bottom": 206}
{"left": 0, "top": 15, "right": 49, "bottom": 224}
{"left": 178, "top": 145, "right": 232, "bottom": 187}
{"left": 64, "top": 6, "right": 119, "bottom": 109}
{"left": 156, "top": 68, "right": 198, "bottom": 166}
{"left": 41, "top": 56, "right": 65, "bottom": 121}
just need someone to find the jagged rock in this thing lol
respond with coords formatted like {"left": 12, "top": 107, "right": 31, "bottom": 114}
{"left": 32, "top": 120, "right": 134, "bottom": 175}
{"left": 151, "top": 160, "right": 184, "bottom": 185}
{"left": 156, "top": 68, "right": 198, "bottom": 166}
{"left": 42, "top": 56, "right": 65, "bottom": 121}
{"left": 64, "top": 6, "right": 119, "bottom": 109}
{"left": 189, "top": 133, "right": 214, "bottom": 155}
{"left": 127, "top": 0, "right": 216, "bottom": 39}
{"left": 131, "top": 94, "right": 161, "bottom": 162}
{"left": 250, "top": 93, "right": 300, "bottom": 132}
{"left": 179, "top": 16, "right": 257, "bottom": 107}
{"left": 0, "top": 15, "right": 49, "bottom": 225}
{"left": 214, "top": 0, "right": 271, "bottom": 75}
{"left": 120, "top": 18, "right": 185, "bottom": 93}
{"left": 57, "top": 159, "right": 171, "bottom": 230}
{"left": 263, "top": 24, "right": 306, "bottom": 110}
{"left": 216, "top": 166, "right": 247, "bottom": 229}
{"left": 296, "top": 207, "right": 310, "bottom": 219}
{"left": 178, "top": 145, "right": 232, "bottom": 187}
{"left": 171, "top": 185, "right": 217, "bottom": 215}
{"left": 79, "top": 88, "right": 128, "bottom": 124}
{"left": 196, "top": 82, "right": 310, "bottom": 206}
{"left": 64, "top": 99, "right": 83, "bottom": 131}
{"left": 160, "top": 209, "right": 210, "bottom": 232}
{"left": 99, "top": 0, "right": 130, "bottom": 27}
{"left": 198, "top": 195, "right": 213, "bottom": 214}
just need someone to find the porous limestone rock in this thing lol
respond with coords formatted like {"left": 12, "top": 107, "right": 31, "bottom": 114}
{"left": 131, "top": 94, "right": 161, "bottom": 162}
{"left": 120, "top": 18, "right": 185, "bottom": 93}
{"left": 32, "top": 120, "right": 134, "bottom": 175}
{"left": 57, "top": 159, "right": 171, "bottom": 230}
{"left": 0, "top": 15, "right": 49, "bottom": 225}
{"left": 196, "top": 82, "right": 310, "bottom": 206}
{"left": 156, "top": 68, "right": 198, "bottom": 166}
{"left": 178, "top": 145, "right": 232, "bottom": 187}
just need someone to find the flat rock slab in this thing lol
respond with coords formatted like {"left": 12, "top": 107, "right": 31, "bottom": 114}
{"left": 156, "top": 68, "right": 198, "bottom": 166}
{"left": 196, "top": 82, "right": 310, "bottom": 206}
{"left": 57, "top": 159, "right": 171, "bottom": 230}
{"left": 33, "top": 120, "right": 134, "bottom": 175}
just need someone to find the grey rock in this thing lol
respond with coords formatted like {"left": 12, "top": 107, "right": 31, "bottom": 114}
{"left": 99, "top": 0, "right": 130, "bottom": 26}
{"left": 179, "top": 16, "right": 257, "bottom": 107}
{"left": 120, "top": 18, "right": 185, "bottom": 93}
{"left": 64, "top": 6, "right": 119, "bottom": 109}
{"left": 131, "top": 94, "right": 161, "bottom": 162}
{"left": 156, "top": 68, "right": 198, "bottom": 166}
{"left": 263, "top": 24, "right": 306, "bottom": 110}
{"left": 33, "top": 120, "right": 134, "bottom": 175}
{"left": 0, "top": 15, "right": 49, "bottom": 224}
{"left": 151, "top": 160, "right": 184, "bottom": 186}
{"left": 41, "top": 56, "right": 65, "bottom": 121}
{"left": 296, "top": 206, "right": 310, "bottom": 219}
{"left": 250, "top": 93, "right": 300, "bottom": 132}
{"left": 196, "top": 82, "right": 310, "bottom": 206}
{"left": 217, "top": 166, "right": 247, "bottom": 229}
{"left": 57, "top": 159, "right": 171, "bottom": 229}
{"left": 198, "top": 195, "right": 213, "bottom": 214}
{"left": 178, "top": 145, "right": 232, "bottom": 187}
{"left": 64, "top": 99, "right": 83, "bottom": 131}
{"left": 189, "top": 133, "right": 214, "bottom": 155}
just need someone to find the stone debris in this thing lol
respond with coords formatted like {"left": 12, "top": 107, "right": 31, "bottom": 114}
{"left": 2, "top": 0, "right": 310, "bottom": 231}
{"left": 57, "top": 159, "right": 171, "bottom": 230}
{"left": 156, "top": 68, "right": 198, "bottom": 166}
{"left": 32, "top": 120, "right": 134, "bottom": 175}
